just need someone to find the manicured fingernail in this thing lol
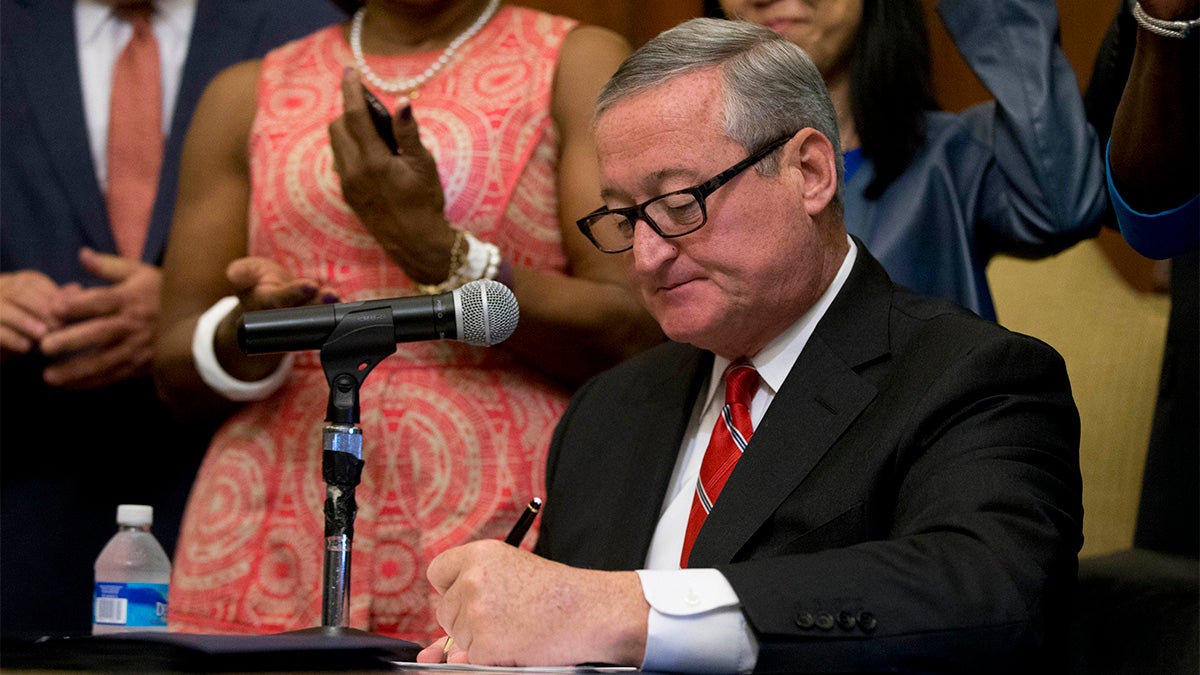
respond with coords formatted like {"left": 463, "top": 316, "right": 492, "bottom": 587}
{"left": 323, "top": 293, "right": 340, "bottom": 304}
{"left": 399, "top": 105, "right": 412, "bottom": 122}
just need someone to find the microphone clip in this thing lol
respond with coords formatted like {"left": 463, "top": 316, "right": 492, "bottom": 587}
{"left": 319, "top": 304, "right": 398, "bottom": 425}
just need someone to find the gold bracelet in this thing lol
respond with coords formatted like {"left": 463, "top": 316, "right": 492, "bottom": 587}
{"left": 414, "top": 229, "right": 468, "bottom": 295}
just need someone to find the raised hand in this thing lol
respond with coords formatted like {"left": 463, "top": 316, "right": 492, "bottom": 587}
{"left": 328, "top": 70, "right": 458, "bottom": 286}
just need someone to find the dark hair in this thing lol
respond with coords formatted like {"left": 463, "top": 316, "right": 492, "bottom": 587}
{"left": 851, "top": 0, "right": 936, "bottom": 199}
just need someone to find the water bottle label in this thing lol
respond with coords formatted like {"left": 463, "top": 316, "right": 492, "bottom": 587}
{"left": 93, "top": 582, "right": 169, "bottom": 628}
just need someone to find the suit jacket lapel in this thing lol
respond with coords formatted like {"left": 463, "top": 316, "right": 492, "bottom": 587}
{"left": 15, "top": 1, "right": 114, "bottom": 253}
{"left": 603, "top": 344, "right": 711, "bottom": 569}
{"left": 688, "top": 243, "right": 894, "bottom": 566}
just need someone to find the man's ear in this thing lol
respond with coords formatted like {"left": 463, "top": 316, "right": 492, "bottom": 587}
{"left": 783, "top": 128, "right": 838, "bottom": 217}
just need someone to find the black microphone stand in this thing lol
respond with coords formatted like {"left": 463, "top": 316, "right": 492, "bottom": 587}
{"left": 235, "top": 280, "right": 514, "bottom": 647}
{"left": 310, "top": 304, "right": 397, "bottom": 634}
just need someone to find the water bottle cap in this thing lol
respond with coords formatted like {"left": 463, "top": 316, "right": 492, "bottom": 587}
{"left": 116, "top": 504, "right": 153, "bottom": 527}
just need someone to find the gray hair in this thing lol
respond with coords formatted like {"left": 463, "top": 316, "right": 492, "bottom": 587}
{"left": 596, "top": 18, "right": 844, "bottom": 198}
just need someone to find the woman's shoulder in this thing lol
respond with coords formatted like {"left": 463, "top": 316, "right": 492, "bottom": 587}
{"left": 202, "top": 59, "right": 264, "bottom": 110}
{"left": 492, "top": 5, "right": 576, "bottom": 39}
{"left": 560, "top": 23, "right": 630, "bottom": 59}
{"left": 496, "top": 4, "right": 577, "bottom": 30}
{"left": 255, "top": 23, "right": 344, "bottom": 87}
{"left": 491, "top": 6, "right": 625, "bottom": 51}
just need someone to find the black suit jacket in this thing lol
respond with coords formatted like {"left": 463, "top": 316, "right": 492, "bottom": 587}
{"left": 536, "top": 244, "right": 1083, "bottom": 673}
{"left": 0, "top": 0, "right": 344, "bottom": 639}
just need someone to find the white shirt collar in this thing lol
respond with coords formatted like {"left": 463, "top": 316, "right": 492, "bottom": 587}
{"left": 75, "top": 2, "right": 111, "bottom": 46}
{"left": 76, "top": 0, "right": 196, "bottom": 47}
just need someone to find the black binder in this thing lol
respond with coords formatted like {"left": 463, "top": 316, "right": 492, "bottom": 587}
{"left": 1, "top": 628, "right": 421, "bottom": 671}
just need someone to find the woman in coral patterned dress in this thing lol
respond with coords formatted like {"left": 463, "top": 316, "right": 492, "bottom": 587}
{"left": 153, "top": 0, "right": 661, "bottom": 642}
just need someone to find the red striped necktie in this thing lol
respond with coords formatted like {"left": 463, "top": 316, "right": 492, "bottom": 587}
{"left": 680, "top": 359, "right": 759, "bottom": 568}
{"left": 106, "top": 3, "right": 162, "bottom": 260}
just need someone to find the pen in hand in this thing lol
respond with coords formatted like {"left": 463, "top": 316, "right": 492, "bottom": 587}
{"left": 444, "top": 497, "right": 543, "bottom": 661}
{"left": 504, "top": 497, "right": 542, "bottom": 546}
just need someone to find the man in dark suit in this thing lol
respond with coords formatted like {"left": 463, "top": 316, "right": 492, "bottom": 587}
{"left": 414, "top": 18, "right": 1083, "bottom": 673}
{"left": 0, "top": 0, "right": 344, "bottom": 638}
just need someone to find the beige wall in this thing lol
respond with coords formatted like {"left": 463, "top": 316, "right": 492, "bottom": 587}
{"left": 510, "top": 0, "right": 703, "bottom": 47}
{"left": 990, "top": 247, "right": 1169, "bottom": 557}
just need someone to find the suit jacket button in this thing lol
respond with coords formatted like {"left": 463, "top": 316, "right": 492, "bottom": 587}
{"left": 795, "top": 612, "right": 815, "bottom": 629}
{"left": 858, "top": 612, "right": 877, "bottom": 633}
{"left": 837, "top": 611, "right": 857, "bottom": 630}
{"left": 815, "top": 612, "right": 835, "bottom": 631}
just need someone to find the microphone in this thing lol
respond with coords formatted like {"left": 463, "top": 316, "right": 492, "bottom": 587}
{"left": 237, "top": 278, "right": 519, "bottom": 354}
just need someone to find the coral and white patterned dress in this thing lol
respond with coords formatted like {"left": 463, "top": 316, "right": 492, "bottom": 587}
{"left": 170, "top": 7, "right": 576, "bottom": 642}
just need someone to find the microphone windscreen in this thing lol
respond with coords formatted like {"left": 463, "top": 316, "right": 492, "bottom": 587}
{"left": 456, "top": 279, "right": 519, "bottom": 346}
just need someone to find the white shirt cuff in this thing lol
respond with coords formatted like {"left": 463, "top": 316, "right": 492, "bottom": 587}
{"left": 635, "top": 568, "right": 759, "bottom": 674}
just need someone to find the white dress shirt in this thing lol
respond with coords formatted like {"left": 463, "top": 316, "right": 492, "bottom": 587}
{"left": 75, "top": 0, "right": 196, "bottom": 189}
{"left": 636, "top": 237, "right": 858, "bottom": 674}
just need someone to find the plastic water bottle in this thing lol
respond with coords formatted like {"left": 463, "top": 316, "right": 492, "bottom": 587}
{"left": 92, "top": 504, "right": 171, "bottom": 635}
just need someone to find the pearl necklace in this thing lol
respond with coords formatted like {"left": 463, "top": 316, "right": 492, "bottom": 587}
{"left": 350, "top": 0, "right": 500, "bottom": 98}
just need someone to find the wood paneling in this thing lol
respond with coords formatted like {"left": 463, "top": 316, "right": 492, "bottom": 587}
{"left": 514, "top": 0, "right": 1123, "bottom": 86}
{"left": 509, "top": 0, "right": 704, "bottom": 47}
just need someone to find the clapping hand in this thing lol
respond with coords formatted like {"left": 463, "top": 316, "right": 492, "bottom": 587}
{"left": 34, "top": 248, "right": 158, "bottom": 389}
{"left": 0, "top": 269, "right": 66, "bottom": 360}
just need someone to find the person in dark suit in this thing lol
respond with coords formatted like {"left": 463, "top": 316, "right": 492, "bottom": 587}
{"left": 0, "top": 0, "right": 345, "bottom": 638}
{"left": 414, "top": 18, "right": 1084, "bottom": 673}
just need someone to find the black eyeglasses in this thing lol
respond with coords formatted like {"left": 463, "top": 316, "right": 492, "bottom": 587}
{"left": 575, "top": 134, "right": 794, "bottom": 254}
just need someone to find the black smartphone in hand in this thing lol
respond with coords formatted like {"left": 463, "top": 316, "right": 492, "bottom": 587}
{"left": 362, "top": 86, "right": 399, "bottom": 155}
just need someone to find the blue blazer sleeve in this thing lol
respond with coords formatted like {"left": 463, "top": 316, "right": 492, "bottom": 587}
{"left": 938, "top": 0, "right": 1107, "bottom": 256}
{"left": 1106, "top": 142, "right": 1200, "bottom": 259}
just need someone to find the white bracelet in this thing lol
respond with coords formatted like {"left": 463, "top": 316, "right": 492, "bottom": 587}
{"left": 462, "top": 231, "right": 503, "bottom": 282}
{"left": 483, "top": 239, "right": 502, "bottom": 281}
{"left": 192, "top": 296, "right": 294, "bottom": 402}
{"left": 414, "top": 230, "right": 504, "bottom": 294}
{"left": 1132, "top": 1, "right": 1199, "bottom": 38}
